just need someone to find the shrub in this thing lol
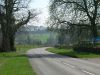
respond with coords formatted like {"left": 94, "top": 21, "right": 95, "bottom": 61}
{"left": 55, "top": 44, "right": 71, "bottom": 49}
{"left": 73, "top": 41, "right": 94, "bottom": 52}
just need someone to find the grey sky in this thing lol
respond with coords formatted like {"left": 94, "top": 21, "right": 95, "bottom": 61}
{"left": 29, "top": 0, "right": 50, "bottom": 26}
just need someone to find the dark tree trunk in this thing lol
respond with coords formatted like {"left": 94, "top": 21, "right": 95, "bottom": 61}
{"left": 90, "top": 19, "right": 98, "bottom": 45}
{"left": 1, "top": 34, "right": 11, "bottom": 52}
{"left": 10, "top": 34, "right": 16, "bottom": 51}
{"left": 1, "top": 31, "right": 16, "bottom": 52}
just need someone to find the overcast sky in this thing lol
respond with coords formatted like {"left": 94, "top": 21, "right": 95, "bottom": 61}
{"left": 29, "top": 0, "right": 50, "bottom": 26}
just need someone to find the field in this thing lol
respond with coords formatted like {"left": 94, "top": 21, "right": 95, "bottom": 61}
{"left": 0, "top": 45, "right": 37, "bottom": 75}
{"left": 15, "top": 32, "right": 57, "bottom": 44}
{"left": 29, "top": 33, "right": 50, "bottom": 43}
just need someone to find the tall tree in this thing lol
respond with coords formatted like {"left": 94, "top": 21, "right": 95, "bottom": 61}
{"left": 49, "top": 0, "right": 100, "bottom": 44}
{"left": 0, "top": 0, "right": 38, "bottom": 52}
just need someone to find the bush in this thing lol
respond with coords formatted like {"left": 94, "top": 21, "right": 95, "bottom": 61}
{"left": 74, "top": 47, "right": 100, "bottom": 53}
{"left": 55, "top": 44, "right": 71, "bottom": 49}
{"left": 73, "top": 41, "right": 100, "bottom": 54}
{"left": 78, "top": 41, "right": 93, "bottom": 47}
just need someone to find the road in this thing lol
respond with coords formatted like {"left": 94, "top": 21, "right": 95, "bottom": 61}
{"left": 27, "top": 47, "right": 100, "bottom": 75}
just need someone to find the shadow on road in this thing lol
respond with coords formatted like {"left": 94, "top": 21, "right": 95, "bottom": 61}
{"left": 28, "top": 53, "right": 69, "bottom": 58}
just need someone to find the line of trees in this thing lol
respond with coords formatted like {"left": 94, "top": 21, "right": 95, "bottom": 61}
{"left": 16, "top": 26, "right": 58, "bottom": 46}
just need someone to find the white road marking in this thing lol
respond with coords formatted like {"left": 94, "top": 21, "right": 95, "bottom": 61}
{"left": 81, "top": 70, "right": 95, "bottom": 75}
{"left": 62, "top": 62, "right": 75, "bottom": 68}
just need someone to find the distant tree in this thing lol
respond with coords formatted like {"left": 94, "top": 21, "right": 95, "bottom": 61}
{"left": 0, "top": 0, "right": 38, "bottom": 52}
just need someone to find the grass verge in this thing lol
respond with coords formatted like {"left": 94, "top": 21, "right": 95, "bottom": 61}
{"left": 0, "top": 45, "right": 37, "bottom": 75}
{"left": 47, "top": 48, "right": 100, "bottom": 58}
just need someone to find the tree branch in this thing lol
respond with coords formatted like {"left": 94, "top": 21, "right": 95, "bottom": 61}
{"left": 93, "top": 0, "right": 98, "bottom": 19}
{"left": 14, "top": 11, "right": 34, "bottom": 32}
{"left": 82, "top": 0, "right": 91, "bottom": 19}
{"left": 56, "top": 19, "right": 90, "bottom": 28}
{"left": 62, "top": 0, "right": 86, "bottom": 11}
{"left": 61, "top": 0, "right": 92, "bottom": 19}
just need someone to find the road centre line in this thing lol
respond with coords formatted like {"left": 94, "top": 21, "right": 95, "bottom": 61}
{"left": 61, "top": 61, "right": 75, "bottom": 68}
{"left": 81, "top": 70, "right": 95, "bottom": 75}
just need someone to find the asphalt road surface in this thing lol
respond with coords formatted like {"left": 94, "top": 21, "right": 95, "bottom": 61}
{"left": 27, "top": 47, "right": 100, "bottom": 75}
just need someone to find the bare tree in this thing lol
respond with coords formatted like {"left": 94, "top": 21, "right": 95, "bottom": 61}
{"left": 0, "top": 0, "right": 38, "bottom": 52}
{"left": 49, "top": 0, "right": 100, "bottom": 44}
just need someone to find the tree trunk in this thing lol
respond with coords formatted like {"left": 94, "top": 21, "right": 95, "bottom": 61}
{"left": 1, "top": 32, "right": 16, "bottom": 52}
{"left": 90, "top": 20, "right": 98, "bottom": 45}
{"left": 10, "top": 34, "right": 16, "bottom": 51}
{"left": 1, "top": 34, "right": 11, "bottom": 52}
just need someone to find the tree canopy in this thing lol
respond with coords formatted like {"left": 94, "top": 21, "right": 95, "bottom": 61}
{"left": 49, "top": 0, "right": 100, "bottom": 44}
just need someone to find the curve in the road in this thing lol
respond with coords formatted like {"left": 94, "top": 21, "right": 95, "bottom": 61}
{"left": 27, "top": 47, "right": 100, "bottom": 75}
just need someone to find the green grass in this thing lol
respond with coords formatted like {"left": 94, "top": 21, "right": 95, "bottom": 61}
{"left": 16, "top": 33, "right": 50, "bottom": 43}
{"left": 47, "top": 48, "right": 100, "bottom": 58}
{"left": 0, "top": 45, "right": 37, "bottom": 75}
{"left": 16, "top": 33, "right": 57, "bottom": 44}
{"left": 30, "top": 34, "right": 50, "bottom": 43}
{"left": 16, "top": 44, "right": 39, "bottom": 53}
